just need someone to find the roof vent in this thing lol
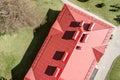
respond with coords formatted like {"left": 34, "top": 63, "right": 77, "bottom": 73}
{"left": 88, "top": 23, "right": 95, "bottom": 31}
{"left": 76, "top": 46, "right": 81, "bottom": 50}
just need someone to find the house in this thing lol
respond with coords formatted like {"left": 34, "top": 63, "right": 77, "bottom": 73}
{"left": 24, "top": 4, "right": 114, "bottom": 80}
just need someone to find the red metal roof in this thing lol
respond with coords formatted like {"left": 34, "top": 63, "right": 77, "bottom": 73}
{"left": 24, "top": 4, "right": 114, "bottom": 80}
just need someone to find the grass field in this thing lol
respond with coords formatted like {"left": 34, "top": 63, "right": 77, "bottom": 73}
{"left": 0, "top": 0, "right": 63, "bottom": 79}
{"left": 0, "top": 27, "right": 34, "bottom": 79}
{"left": 70, "top": 0, "right": 120, "bottom": 26}
{"left": 106, "top": 56, "right": 120, "bottom": 80}
{"left": 0, "top": 27, "right": 33, "bottom": 78}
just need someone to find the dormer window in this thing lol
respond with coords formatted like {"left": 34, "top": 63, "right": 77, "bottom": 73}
{"left": 45, "top": 66, "right": 61, "bottom": 78}
{"left": 45, "top": 66, "right": 57, "bottom": 76}
{"left": 70, "top": 21, "right": 80, "bottom": 27}
{"left": 53, "top": 51, "right": 65, "bottom": 60}
{"left": 53, "top": 51, "right": 68, "bottom": 62}
{"left": 62, "top": 31, "right": 75, "bottom": 40}
{"left": 88, "top": 22, "right": 95, "bottom": 31}
{"left": 62, "top": 31, "right": 80, "bottom": 40}
{"left": 83, "top": 23, "right": 90, "bottom": 30}
{"left": 80, "top": 34, "right": 89, "bottom": 43}
{"left": 70, "top": 21, "right": 85, "bottom": 27}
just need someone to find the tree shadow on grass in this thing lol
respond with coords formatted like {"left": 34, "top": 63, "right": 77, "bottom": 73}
{"left": 77, "top": 0, "right": 89, "bottom": 2}
{"left": 11, "top": 9, "right": 60, "bottom": 80}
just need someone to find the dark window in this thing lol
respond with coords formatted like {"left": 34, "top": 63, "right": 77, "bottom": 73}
{"left": 80, "top": 34, "right": 86, "bottom": 42}
{"left": 80, "top": 34, "right": 89, "bottom": 43}
{"left": 70, "top": 21, "right": 80, "bottom": 27}
{"left": 88, "top": 23, "right": 95, "bottom": 31}
{"left": 53, "top": 51, "right": 65, "bottom": 60}
{"left": 83, "top": 23, "right": 90, "bottom": 31}
{"left": 62, "top": 31, "right": 75, "bottom": 40}
{"left": 45, "top": 66, "right": 57, "bottom": 76}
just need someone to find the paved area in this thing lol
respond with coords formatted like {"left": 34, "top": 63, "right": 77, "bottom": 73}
{"left": 61, "top": 0, "right": 120, "bottom": 80}
{"left": 94, "top": 27, "right": 120, "bottom": 80}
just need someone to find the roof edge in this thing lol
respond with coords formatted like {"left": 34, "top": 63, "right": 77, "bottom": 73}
{"left": 24, "top": 68, "right": 35, "bottom": 80}
{"left": 63, "top": 3, "right": 116, "bottom": 28}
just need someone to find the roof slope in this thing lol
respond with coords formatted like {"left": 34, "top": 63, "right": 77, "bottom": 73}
{"left": 24, "top": 4, "right": 114, "bottom": 80}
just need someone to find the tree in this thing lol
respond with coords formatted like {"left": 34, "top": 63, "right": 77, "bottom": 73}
{"left": 0, "top": 0, "right": 40, "bottom": 35}
{"left": 95, "top": 3, "right": 105, "bottom": 8}
{"left": 109, "top": 4, "right": 120, "bottom": 12}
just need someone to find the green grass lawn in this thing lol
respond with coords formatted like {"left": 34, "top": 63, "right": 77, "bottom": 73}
{"left": 106, "top": 56, "right": 120, "bottom": 80}
{"left": 70, "top": 0, "right": 120, "bottom": 26}
{"left": 0, "top": 0, "right": 63, "bottom": 79}
{"left": 0, "top": 27, "right": 34, "bottom": 79}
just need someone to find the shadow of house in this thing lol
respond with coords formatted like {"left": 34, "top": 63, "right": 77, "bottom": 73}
{"left": 11, "top": 9, "right": 60, "bottom": 80}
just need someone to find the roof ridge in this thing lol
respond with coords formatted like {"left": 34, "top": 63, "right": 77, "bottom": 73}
{"left": 93, "top": 45, "right": 106, "bottom": 54}
{"left": 49, "top": 20, "right": 64, "bottom": 36}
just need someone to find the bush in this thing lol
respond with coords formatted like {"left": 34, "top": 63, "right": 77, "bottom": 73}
{"left": 110, "top": 5, "right": 115, "bottom": 7}
{"left": 95, "top": 3, "right": 105, "bottom": 8}
{"left": 110, "top": 4, "right": 120, "bottom": 10}
{"left": 114, "top": 15, "right": 120, "bottom": 24}
{"left": 0, "top": 0, "right": 40, "bottom": 34}
{"left": 109, "top": 9, "right": 119, "bottom": 12}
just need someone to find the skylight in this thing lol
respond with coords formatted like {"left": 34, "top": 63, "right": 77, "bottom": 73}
{"left": 80, "top": 34, "right": 89, "bottom": 43}
{"left": 53, "top": 51, "right": 65, "bottom": 60}
{"left": 62, "top": 31, "right": 80, "bottom": 40}
{"left": 45, "top": 66, "right": 57, "bottom": 76}
{"left": 45, "top": 66, "right": 61, "bottom": 78}
{"left": 62, "top": 31, "right": 76, "bottom": 40}
{"left": 53, "top": 51, "right": 69, "bottom": 62}
{"left": 70, "top": 21, "right": 80, "bottom": 27}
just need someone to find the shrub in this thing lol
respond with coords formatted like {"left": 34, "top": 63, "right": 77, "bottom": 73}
{"left": 110, "top": 34, "right": 113, "bottom": 40}
{"left": 114, "top": 4, "right": 120, "bottom": 9}
{"left": 114, "top": 15, "right": 120, "bottom": 24}
{"left": 110, "top": 4, "right": 120, "bottom": 10}
{"left": 109, "top": 9, "right": 119, "bottom": 12}
{"left": 110, "top": 5, "right": 115, "bottom": 7}
{"left": 95, "top": 3, "right": 105, "bottom": 8}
